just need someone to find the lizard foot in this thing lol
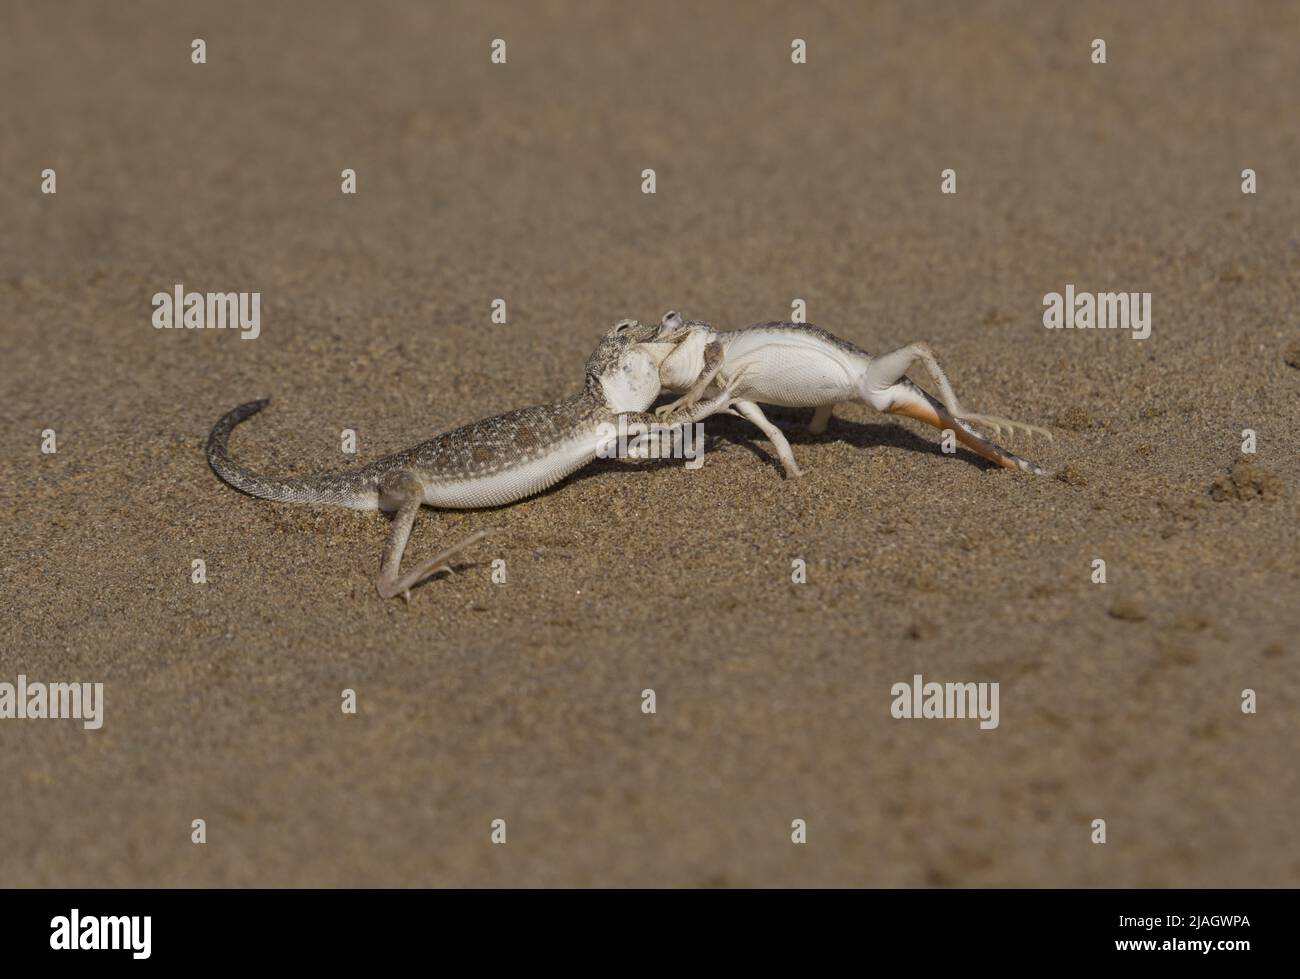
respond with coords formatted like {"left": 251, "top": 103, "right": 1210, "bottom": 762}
{"left": 955, "top": 412, "right": 1053, "bottom": 441}
{"left": 377, "top": 529, "right": 489, "bottom": 601}
{"left": 655, "top": 397, "right": 695, "bottom": 418}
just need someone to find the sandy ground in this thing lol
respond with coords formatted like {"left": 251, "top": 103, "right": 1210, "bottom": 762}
{"left": 1, "top": 0, "right": 1298, "bottom": 887}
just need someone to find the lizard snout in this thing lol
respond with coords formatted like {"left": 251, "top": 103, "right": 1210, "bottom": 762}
{"left": 655, "top": 311, "right": 691, "bottom": 343}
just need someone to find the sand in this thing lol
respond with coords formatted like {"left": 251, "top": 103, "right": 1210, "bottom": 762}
{"left": 1, "top": 0, "right": 1297, "bottom": 887}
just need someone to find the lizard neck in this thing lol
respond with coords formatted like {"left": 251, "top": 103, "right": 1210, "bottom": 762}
{"left": 658, "top": 330, "right": 715, "bottom": 394}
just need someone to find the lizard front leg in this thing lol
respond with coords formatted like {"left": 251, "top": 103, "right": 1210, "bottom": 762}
{"left": 732, "top": 399, "right": 803, "bottom": 478}
{"left": 619, "top": 368, "right": 746, "bottom": 459}
{"left": 655, "top": 339, "right": 726, "bottom": 418}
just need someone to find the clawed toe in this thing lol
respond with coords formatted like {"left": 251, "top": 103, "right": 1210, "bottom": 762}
{"left": 958, "top": 413, "right": 1050, "bottom": 441}
{"left": 376, "top": 529, "right": 489, "bottom": 601}
{"left": 656, "top": 399, "right": 689, "bottom": 418}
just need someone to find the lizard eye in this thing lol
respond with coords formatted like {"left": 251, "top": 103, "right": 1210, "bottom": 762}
{"left": 615, "top": 319, "right": 638, "bottom": 334}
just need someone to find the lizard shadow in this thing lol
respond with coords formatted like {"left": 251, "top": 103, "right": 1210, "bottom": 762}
{"left": 399, "top": 408, "right": 1002, "bottom": 593}
{"left": 705, "top": 406, "right": 1002, "bottom": 474}
{"left": 559, "top": 405, "right": 999, "bottom": 492}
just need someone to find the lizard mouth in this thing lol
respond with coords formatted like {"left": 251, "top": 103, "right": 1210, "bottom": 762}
{"left": 636, "top": 323, "right": 692, "bottom": 369}
{"left": 654, "top": 316, "right": 692, "bottom": 344}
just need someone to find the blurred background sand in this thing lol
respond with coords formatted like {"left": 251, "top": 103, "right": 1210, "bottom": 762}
{"left": 1, "top": 0, "right": 1297, "bottom": 886}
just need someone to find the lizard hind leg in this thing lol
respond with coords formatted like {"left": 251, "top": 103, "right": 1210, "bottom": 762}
{"left": 375, "top": 471, "right": 488, "bottom": 601}
{"left": 860, "top": 342, "right": 1051, "bottom": 441}
{"left": 878, "top": 381, "right": 1047, "bottom": 476}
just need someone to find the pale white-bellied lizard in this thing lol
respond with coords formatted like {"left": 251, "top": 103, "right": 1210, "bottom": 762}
{"left": 207, "top": 320, "right": 738, "bottom": 600}
{"left": 645, "top": 312, "right": 1049, "bottom": 477}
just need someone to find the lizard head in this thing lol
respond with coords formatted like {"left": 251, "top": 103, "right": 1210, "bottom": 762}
{"left": 648, "top": 310, "right": 716, "bottom": 392}
{"left": 628, "top": 310, "right": 709, "bottom": 370}
{"left": 585, "top": 318, "right": 684, "bottom": 412}
{"left": 653, "top": 310, "right": 712, "bottom": 344}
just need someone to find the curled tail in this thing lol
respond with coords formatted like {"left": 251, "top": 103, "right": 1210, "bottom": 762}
{"left": 206, "top": 399, "right": 380, "bottom": 509}
{"left": 882, "top": 380, "right": 1047, "bottom": 476}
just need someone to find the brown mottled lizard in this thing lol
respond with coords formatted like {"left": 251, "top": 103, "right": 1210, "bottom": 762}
{"left": 207, "top": 320, "right": 738, "bottom": 600}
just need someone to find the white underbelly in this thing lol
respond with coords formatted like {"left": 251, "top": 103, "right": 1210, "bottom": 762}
{"left": 724, "top": 335, "right": 864, "bottom": 407}
{"left": 422, "top": 435, "right": 599, "bottom": 509}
